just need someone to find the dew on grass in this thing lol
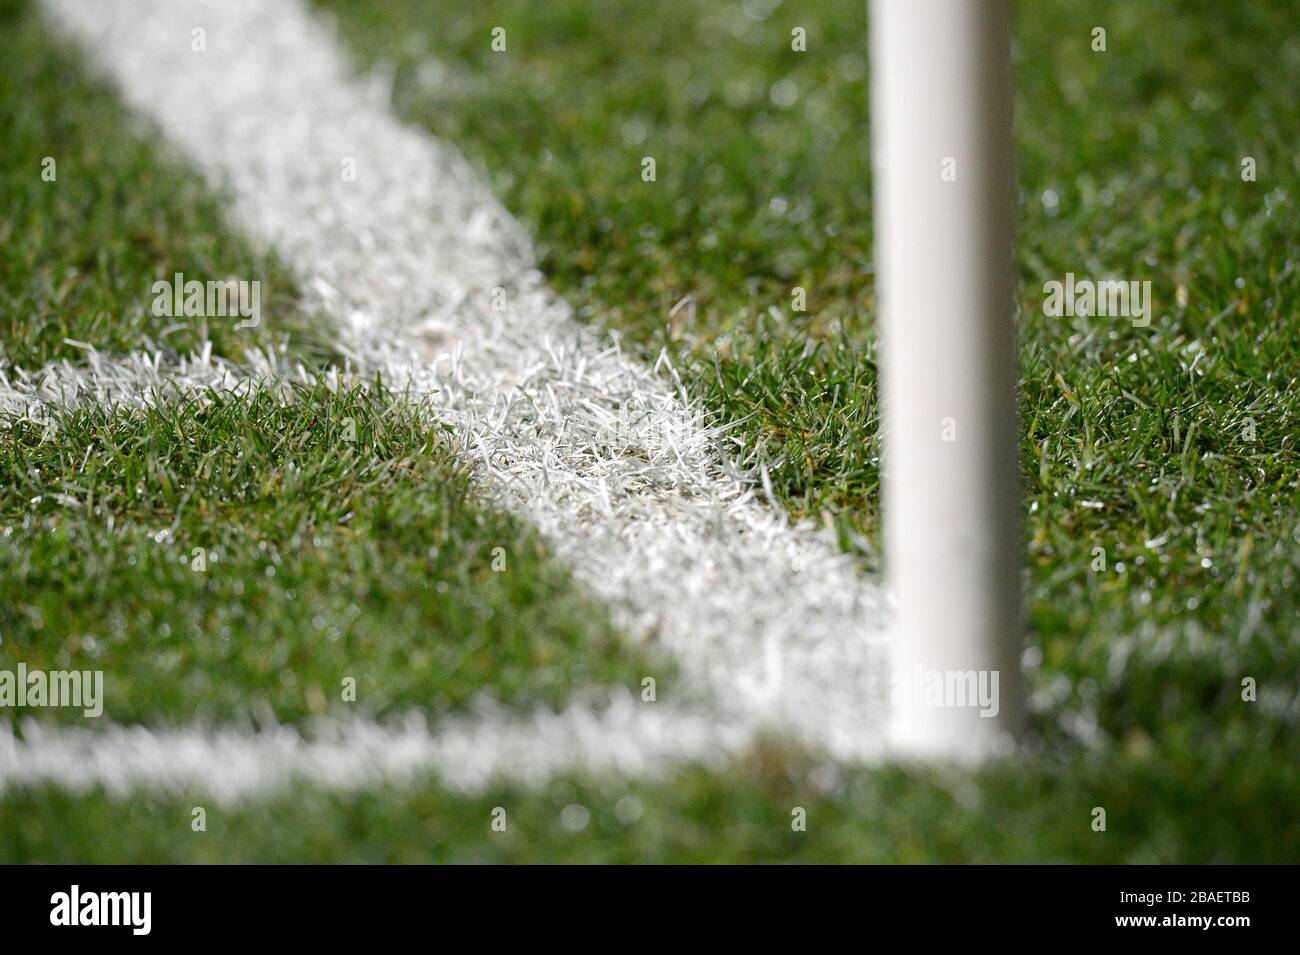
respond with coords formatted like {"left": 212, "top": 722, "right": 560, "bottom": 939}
{"left": 743, "top": 0, "right": 781, "bottom": 22}
{"left": 620, "top": 118, "right": 646, "bottom": 146}
{"left": 614, "top": 796, "right": 643, "bottom": 825}
{"left": 769, "top": 78, "right": 798, "bottom": 109}
{"left": 559, "top": 804, "right": 591, "bottom": 832}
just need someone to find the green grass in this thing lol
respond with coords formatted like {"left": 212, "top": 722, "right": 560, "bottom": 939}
{"left": 0, "top": 0, "right": 1295, "bottom": 863}
{"left": 0, "top": 384, "right": 659, "bottom": 725}
{"left": 0, "top": 0, "right": 334, "bottom": 369}
{"left": 303, "top": 0, "right": 1300, "bottom": 861}
{"left": 5, "top": 738, "right": 1297, "bottom": 862}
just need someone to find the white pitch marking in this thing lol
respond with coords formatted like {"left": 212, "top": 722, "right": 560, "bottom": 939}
{"left": 0, "top": 696, "right": 752, "bottom": 803}
{"left": 15, "top": 0, "right": 895, "bottom": 799}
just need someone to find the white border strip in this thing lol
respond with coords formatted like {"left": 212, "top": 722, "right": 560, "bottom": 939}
{"left": 0, "top": 697, "right": 751, "bottom": 803}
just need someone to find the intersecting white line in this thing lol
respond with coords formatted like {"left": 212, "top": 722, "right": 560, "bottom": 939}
{"left": 3, "top": 0, "right": 893, "bottom": 800}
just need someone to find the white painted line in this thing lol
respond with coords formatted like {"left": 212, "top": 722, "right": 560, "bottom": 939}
{"left": 0, "top": 695, "right": 751, "bottom": 803}
{"left": 18, "top": 0, "right": 895, "bottom": 798}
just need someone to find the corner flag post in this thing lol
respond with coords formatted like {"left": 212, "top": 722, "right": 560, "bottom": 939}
{"left": 869, "top": 0, "right": 1024, "bottom": 758}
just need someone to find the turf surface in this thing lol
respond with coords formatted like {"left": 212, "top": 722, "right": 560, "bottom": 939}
{"left": 310, "top": 0, "right": 1300, "bottom": 860}
{"left": 0, "top": 382, "right": 655, "bottom": 725}
{"left": 0, "top": 0, "right": 1296, "bottom": 862}
{"left": 6, "top": 737, "right": 1297, "bottom": 862}
{"left": 0, "top": 0, "right": 334, "bottom": 368}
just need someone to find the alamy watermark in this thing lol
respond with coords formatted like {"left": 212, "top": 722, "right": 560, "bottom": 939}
{"left": 50, "top": 885, "right": 151, "bottom": 935}
{"left": 0, "top": 663, "right": 103, "bottom": 717}
{"left": 891, "top": 665, "right": 1001, "bottom": 717}
{"left": 1043, "top": 272, "right": 1152, "bottom": 327}
{"left": 151, "top": 271, "right": 261, "bottom": 329}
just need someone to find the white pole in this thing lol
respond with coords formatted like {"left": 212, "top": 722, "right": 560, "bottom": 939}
{"left": 870, "top": 0, "right": 1024, "bottom": 759}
